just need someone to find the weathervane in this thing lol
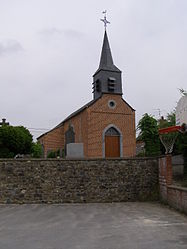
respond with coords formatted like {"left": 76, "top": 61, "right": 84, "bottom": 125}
{"left": 101, "top": 10, "right": 110, "bottom": 29}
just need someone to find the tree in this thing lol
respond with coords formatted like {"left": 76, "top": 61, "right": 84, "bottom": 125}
{"left": 0, "top": 125, "right": 33, "bottom": 158}
{"left": 137, "top": 113, "right": 160, "bottom": 156}
{"left": 31, "top": 142, "right": 43, "bottom": 158}
{"left": 158, "top": 111, "right": 176, "bottom": 129}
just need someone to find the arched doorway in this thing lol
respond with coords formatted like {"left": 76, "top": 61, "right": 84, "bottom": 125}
{"left": 104, "top": 126, "right": 121, "bottom": 158}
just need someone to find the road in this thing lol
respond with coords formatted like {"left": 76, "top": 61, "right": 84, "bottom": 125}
{"left": 0, "top": 202, "right": 186, "bottom": 249}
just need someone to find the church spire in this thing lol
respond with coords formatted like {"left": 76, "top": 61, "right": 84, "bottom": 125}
{"left": 93, "top": 25, "right": 123, "bottom": 100}
{"left": 97, "top": 31, "right": 121, "bottom": 73}
{"left": 99, "top": 31, "right": 114, "bottom": 68}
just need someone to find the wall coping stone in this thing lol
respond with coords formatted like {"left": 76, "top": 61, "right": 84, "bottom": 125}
{"left": 0, "top": 157, "right": 158, "bottom": 162}
{"left": 167, "top": 185, "right": 187, "bottom": 193}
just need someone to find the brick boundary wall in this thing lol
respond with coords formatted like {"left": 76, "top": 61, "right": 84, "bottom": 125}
{"left": 0, "top": 158, "right": 158, "bottom": 204}
{"left": 159, "top": 155, "right": 187, "bottom": 214}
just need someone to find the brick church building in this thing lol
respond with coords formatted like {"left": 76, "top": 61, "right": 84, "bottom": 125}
{"left": 38, "top": 31, "right": 136, "bottom": 158}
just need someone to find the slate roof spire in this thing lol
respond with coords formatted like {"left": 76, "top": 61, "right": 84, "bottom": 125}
{"left": 92, "top": 13, "right": 123, "bottom": 100}
{"left": 97, "top": 31, "right": 121, "bottom": 73}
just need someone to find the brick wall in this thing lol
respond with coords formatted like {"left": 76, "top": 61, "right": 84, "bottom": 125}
{"left": 39, "top": 126, "right": 64, "bottom": 157}
{"left": 38, "top": 94, "right": 136, "bottom": 158}
{"left": 0, "top": 158, "right": 158, "bottom": 204}
{"left": 63, "top": 110, "right": 88, "bottom": 157}
{"left": 159, "top": 155, "right": 187, "bottom": 214}
{"left": 88, "top": 94, "right": 136, "bottom": 157}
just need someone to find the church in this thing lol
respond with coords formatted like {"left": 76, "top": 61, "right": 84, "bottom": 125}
{"left": 38, "top": 30, "right": 136, "bottom": 158}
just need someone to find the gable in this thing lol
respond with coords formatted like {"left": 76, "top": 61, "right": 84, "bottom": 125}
{"left": 88, "top": 94, "right": 135, "bottom": 114}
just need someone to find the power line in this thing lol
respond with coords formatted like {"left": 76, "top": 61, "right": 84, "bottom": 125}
{"left": 29, "top": 130, "right": 47, "bottom": 133}
{"left": 27, "top": 127, "right": 50, "bottom": 131}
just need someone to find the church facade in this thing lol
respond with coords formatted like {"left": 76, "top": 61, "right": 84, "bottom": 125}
{"left": 38, "top": 31, "right": 136, "bottom": 158}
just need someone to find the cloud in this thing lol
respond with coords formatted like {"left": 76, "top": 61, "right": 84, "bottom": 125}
{"left": 0, "top": 40, "right": 23, "bottom": 56}
{"left": 39, "top": 27, "right": 62, "bottom": 36}
{"left": 38, "top": 27, "right": 84, "bottom": 39}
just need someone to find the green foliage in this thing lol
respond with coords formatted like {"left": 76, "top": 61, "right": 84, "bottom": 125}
{"left": 61, "top": 148, "right": 65, "bottom": 158}
{"left": 166, "top": 111, "right": 176, "bottom": 126}
{"left": 158, "top": 111, "right": 176, "bottom": 129}
{"left": 47, "top": 148, "right": 64, "bottom": 158}
{"left": 136, "top": 151, "right": 146, "bottom": 157}
{"left": 47, "top": 150, "right": 56, "bottom": 158}
{"left": 0, "top": 125, "right": 33, "bottom": 158}
{"left": 56, "top": 149, "right": 60, "bottom": 157}
{"left": 137, "top": 113, "right": 160, "bottom": 156}
{"left": 31, "top": 142, "right": 42, "bottom": 158}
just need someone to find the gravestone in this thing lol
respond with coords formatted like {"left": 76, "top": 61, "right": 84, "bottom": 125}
{"left": 66, "top": 143, "right": 84, "bottom": 158}
{"left": 65, "top": 125, "right": 75, "bottom": 155}
{"left": 65, "top": 125, "right": 75, "bottom": 144}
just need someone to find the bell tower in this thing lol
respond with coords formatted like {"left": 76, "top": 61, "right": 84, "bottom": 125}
{"left": 92, "top": 30, "right": 123, "bottom": 100}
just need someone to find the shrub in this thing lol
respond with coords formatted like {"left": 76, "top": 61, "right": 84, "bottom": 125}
{"left": 0, "top": 125, "right": 33, "bottom": 158}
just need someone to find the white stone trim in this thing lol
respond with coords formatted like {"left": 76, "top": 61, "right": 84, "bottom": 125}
{"left": 108, "top": 100, "right": 116, "bottom": 109}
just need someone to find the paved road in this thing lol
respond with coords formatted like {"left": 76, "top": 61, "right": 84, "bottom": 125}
{"left": 0, "top": 202, "right": 186, "bottom": 249}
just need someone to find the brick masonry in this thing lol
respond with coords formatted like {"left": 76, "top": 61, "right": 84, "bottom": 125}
{"left": 159, "top": 155, "right": 187, "bottom": 214}
{"left": 38, "top": 94, "right": 136, "bottom": 158}
{"left": 0, "top": 158, "right": 158, "bottom": 204}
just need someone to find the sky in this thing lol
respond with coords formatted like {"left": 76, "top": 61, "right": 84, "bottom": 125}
{"left": 0, "top": 0, "right": 187, "bottom": 139}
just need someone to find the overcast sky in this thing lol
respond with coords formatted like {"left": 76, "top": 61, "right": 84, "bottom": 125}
{"left": 0, "top": 0, "right": 187, "bottom": 139}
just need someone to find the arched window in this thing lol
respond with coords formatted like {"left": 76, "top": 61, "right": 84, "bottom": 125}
{"left": 105, "top": 127, "right": 120, "bottom": 136}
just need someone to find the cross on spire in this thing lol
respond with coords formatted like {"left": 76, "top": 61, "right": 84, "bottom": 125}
{"left": 93, "top": 22, "right": 122, "bottom": 100}
{"left": 100, "top": 10, "right": 110, "bottom": 30}
{"left": 0, "top": 118, "right": 9, "bottom": 126}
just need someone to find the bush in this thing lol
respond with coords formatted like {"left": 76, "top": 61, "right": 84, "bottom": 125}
{"left": 0, "top": 125, "right": 33, "bottom": 158}
{"left": 31, "top": 142, "right": 43, "bottom": 158}
{"left": 47, "top": 150, "right": 56, "bottom": 158}
{"left": 47, "top": 148, "right": 64, "bottom": 158}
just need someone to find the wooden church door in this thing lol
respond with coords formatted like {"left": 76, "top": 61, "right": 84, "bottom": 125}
{"left": 105, "top": 127, "right": 120, "bottom": 157}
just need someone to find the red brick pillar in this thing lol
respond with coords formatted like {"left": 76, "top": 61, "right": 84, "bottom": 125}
{"left": 159, "top": 155, "right": 173, "bottom": 202}
{"left": 166, "top": 154, "right": 173, "bottom": 185}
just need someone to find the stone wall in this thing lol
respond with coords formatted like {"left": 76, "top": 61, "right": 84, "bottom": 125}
{"left": 167, "top": 185, "right": 187, "bottom": 213}
{"left": 159, "top": 156, "right": 187, "bottom": 214}
{"left": 172, "top": 155, "right": 184, "bottom": 176}
{"left": 0, "top": 158, "right": 158, "bottom": 204}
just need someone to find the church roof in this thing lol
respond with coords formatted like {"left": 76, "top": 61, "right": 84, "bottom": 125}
{"left": 58, "top": 98, "right": 99, "bottom": 125}
{"left": 37, "top": 96, "right": 135, "bottom": 140}
{"left": 93, "top": 31, "right": 121, "bottom": 76}
{"left": 37, "top": 98, "right": 99, "bottom": 139}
